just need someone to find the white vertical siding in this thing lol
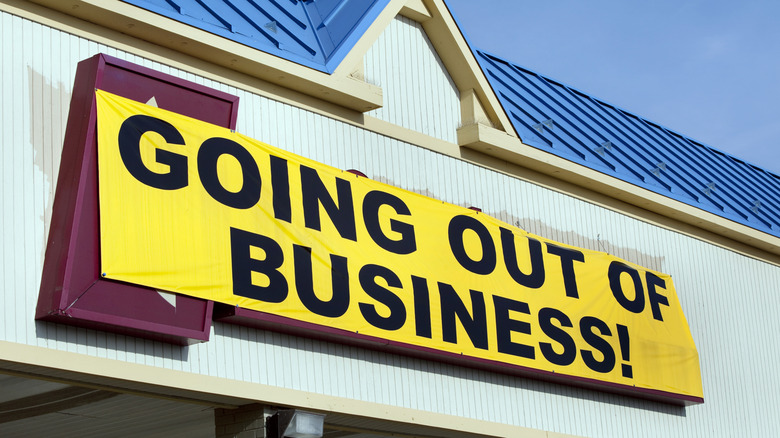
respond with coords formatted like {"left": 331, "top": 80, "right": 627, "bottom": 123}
{"left": 364, "top": 15, "right": 460, "bottom": 143}
{"left": 3, "top": 8, "right": 780, "bottom": 438}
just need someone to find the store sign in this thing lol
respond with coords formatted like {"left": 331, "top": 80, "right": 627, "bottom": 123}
{"left": 36, "top": 54, "right": 236, "bottom": 345}
{"left": 96, "top": 90, "right": 703, "bottom": 403}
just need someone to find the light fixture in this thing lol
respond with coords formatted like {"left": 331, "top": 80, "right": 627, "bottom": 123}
{"left": 267, "top": 409, "right": 326, "bottom": 438}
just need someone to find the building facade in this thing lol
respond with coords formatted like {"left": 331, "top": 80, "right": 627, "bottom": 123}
{"left": 1, "top": 0, "right": 779, "bottom": 437}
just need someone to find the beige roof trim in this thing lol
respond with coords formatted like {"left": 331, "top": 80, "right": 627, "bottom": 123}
{"left": 330, "top": 0, "right": 517, "bottom": 135}
{"left": 20, "top": 0, "right": 518, "bottom": 130}
{"left": 458, "top": 123, "right": 780, "bottom": 261}
{"left": 0, "top": 341, "right": 572, "bottom": 438}
{"left": 400, "top": 0, "right": 433, "bottom": 22}
{"left": 20, "top": 0, "right": 519, "bottom": 130}
{"left": 25, "top": 0, "right": 385, "bottom": 112}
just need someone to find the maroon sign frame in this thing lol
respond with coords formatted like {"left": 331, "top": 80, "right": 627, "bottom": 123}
{"left": 36, "top": 54, "right": 239, "bottom": 345}
{"left": 36, "top": 54, "right": 699, "bottom": 405}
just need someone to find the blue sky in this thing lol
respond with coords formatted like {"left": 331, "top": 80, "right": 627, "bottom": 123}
{"left": 445, "top": 0, "right": 780, "bottom": 175}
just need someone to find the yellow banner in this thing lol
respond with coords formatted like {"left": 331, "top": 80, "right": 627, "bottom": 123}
{"left": 96, "top": 90, "right": 702, "bottom": 400}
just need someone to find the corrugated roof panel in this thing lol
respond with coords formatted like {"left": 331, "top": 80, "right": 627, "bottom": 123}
{"left": 122, "top": 0, "right": 390, "bottom": 73}
{"left": 476, "top": 49, "right": 780, "bottom": 238}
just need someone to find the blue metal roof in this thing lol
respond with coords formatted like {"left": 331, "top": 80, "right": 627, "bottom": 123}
{"left": 122, "top": 0, "right": 390, "bottom": 73}
{"left": 475, "top": 49, "right": 780, "bottom": 239}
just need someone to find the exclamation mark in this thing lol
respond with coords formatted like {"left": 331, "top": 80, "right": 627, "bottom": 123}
{"left": 616, "top": 324, "right": 632, "bottom": 378}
